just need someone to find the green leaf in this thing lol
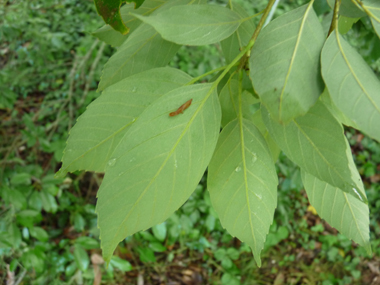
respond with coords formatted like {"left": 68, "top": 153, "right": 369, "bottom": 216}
{"left": 338, "top": 16, "right": 360, "bottom": 34}
{"left": 219, "top": 79, "right": 259, "bottom": 128}
{"left": 74, "top": 245, "right": 90, "bottom": 271}
{"left": 73, "top": 213, "right": 85, "bottom": 232}
{"left": 262, "top": 101, "right": 367, "bottom": 202}
{"left": 98, "top": 0, "right": 198, "bottom": 90}
{"left": 10, "top": 173, "right": 31, "bottom": 185}
{"left": 252, "top": 109, "right": 280, "bottom": 163}
{"left": 16, "top": 210, "right": 42, "bottom": 228}
{"left": 132, "top": 4, "right": 241, "bottom": 45}
{"left": 110, "top": 256, "right": 133, "bottom": 271}
{"left": 319, "top": 88, "right": 359, "bottom": 129}
{"left": 360, "top": 0, "right": 380, "bottom": 39}
{"left": 97, "top": 83, "right": 221, "bottom": 263}
{"left": 152, "top": 223, "right": 167, "bottom": 242}
{"left": 149, "top": 241, "right": 167, "bottom": 252}
{"left": 136, "top": 247, "right": 156, "bottom": 263}
{"left": 98, "top": 23, "right": 180, "bottom": 91}
{"left": 208, "top": 119, "right": 278, "bottom": 267}
{"left": 250, "top": 2, "right": 325, "bottom": 123}
{"left": 29, "top": 227, "right": 49, "bottom": 242}
{"left": 40, "top": 190, "right": 58, "bottom": 213}
{"left": 93, "top": 0, "right": 168, "bottom": 47}
{"left": 75, "top": 237, "right": 100, "bottom": 250}
{"left": 220, "top": 3, "right": 255, "bottom": 63}
{"left": 57, "top": 68, "right": 191, "bottom": 176}
{"left": 8, "top": 224, "right": 21, "bottom": 248}
{"left": 321, "top": 30, "right": 380, "bottom": 142}
{"left": 301, "top": 170, "right": 371, "bottom": 255}
{"left": 327, "top": 0, "right": 365, "bottom": 18}
{"left": 94, "top": 0, "right": 145, "bottom": 35}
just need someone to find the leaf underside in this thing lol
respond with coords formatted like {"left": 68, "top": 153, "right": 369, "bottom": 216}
{"left": 250, "top": 2, "right": 325, "bottom": 123}
{"left": 97, "top": 84, "right": 221, "bottom": 263}
{"left": 208, "top": 119, "right": 278, "bottom": 267}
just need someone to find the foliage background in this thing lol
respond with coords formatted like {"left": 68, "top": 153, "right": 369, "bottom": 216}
{"left": 1, "top": 0, "right": 380, "bottom": 284}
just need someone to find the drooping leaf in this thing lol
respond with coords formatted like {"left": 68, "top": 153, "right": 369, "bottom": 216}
{"left": 131, "top": 5, "right": 241, "bottom": 45}
{"left": 301, "top": 170, "right": 371, "bottom": 254}
{"left": 360, "top": 0, "right": 380, "bottom": 39}
{"left": 250, "top": 2, "right": 325, "bottom": 123}
{"left": 57, "top": 68, "right": 191, "bottom": 177}
{"left": 94, "top": 0, "right": 145, "bottom": 35}
{"left": 220, "top": 3, "right": 255, "bottom": 63}
{"left": 262, "top": 100, "right": 367, "bottom": 202}
{"left": 327, "top": 0, "right": 365, "bottom": 18}
{"left": 208, "top": 119, "right": 278, "bottom": 267}
{"left": 97, "top": 84, "right": 221, "bottom": 263}
{"left": 219, "top": 79, "right": 259, "bottom": 128}
{"left": 321, "top": 30, "right": 380, "bottom": 142}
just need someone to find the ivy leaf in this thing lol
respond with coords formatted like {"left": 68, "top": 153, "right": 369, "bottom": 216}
{"left": 262, "top": 100, "right": 367, "bottom": 203}
{"left": 97, "top": 84, "right": 221, "bottom": 263}
{"left": 131, "top": 5, "right": 241, "bottom": 45}
{"left": 360, "top": 0, "right": 380, "bottom": 39}
{"left": 301, "top": 170, "right": 371, "bottom": 255}
{"left": 208, "top": 119, "right": 278, "bottom": 267}
{"left": 94, "top": 0, "right": 145, "bottom": 35}
{"left": 321, "top": 30, "right": 380, "bottom": 142}
{"left": 56, "top": 68, "right": 191, "bottom": 177}
{"left": 220, "top": 2, "right": 255, "bottom": 63}
{"left": 250, "top": 2, "right": 325, "bottom": 123}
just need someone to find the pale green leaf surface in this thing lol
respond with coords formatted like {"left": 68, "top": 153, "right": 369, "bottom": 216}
{"left": 321, "top": 31, "right": 380, "bottom": 142}
{"left": 327, "top": 0, "right": 365, "bottom": 18}
{"left": 97, "top": 0, "right": 198, "bottom": 90}
{"left": 252, "top": 109, "right": 280, "bottom": 162}
{"left": 57, "top": 68, "right": 191, "bottom": 177}
{"left": 220, "top": 3, "right": 255, "bottom": 63}
{"left": 131, "top": 5, "right": 241, "bottom": 45}
{"left": 93, "top": 0, "right": 167, "bottom": 47}
{"left": 319, "top": 88, "right": 359, "bottom": 129}
{"left": 250, "top": 3, "right": 325, "bottom": 123}
{"left": 219, "top": 79, "right": 259, "bottom": 128}
{"left": 301, "top": 170, "right": 371, "bottom": 254}
{"left": 361, "top": 0, "right": 380, "bottom": 39}
{"left": 96, "top": 84, "right": 221, "bottom": 263}
{"left": 262, "top": 101, "right": 366, "bottom": 202}
{"left": 208, "top": 119, "right": 278, "bottom": 267}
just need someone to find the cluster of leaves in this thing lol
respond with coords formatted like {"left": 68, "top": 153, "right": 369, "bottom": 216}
{"left": 57, "top": 0, "right": 380, "bottom": 268}
{"left": 2, "top": 0, "right": 380, "bottom": 283}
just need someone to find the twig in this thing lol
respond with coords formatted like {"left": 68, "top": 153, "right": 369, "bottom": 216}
{"left": 13, "top": 269, "right": 26, "bottom": 285}
{"left": 80, "top": 42, "right": 106, "bottom": 106}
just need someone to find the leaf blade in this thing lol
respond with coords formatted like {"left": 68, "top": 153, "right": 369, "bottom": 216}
{"left": 321, "top": 30, "right": 380, "bottom": 142}
{"left": 132, "top": 5, "right": 241, "bottom": 45}
{"left": 301, "top": 170, "right": 371, "bottom": 254}
{"left": 262, "top": 100, "right": 366, "bottom": 202}
{"left": 208, "top": 119, "right": 278, "bottom": 267}
{"left": 96, "top": 83, "right": 221, "bottom": 263}
{"left": 57, "top": 68, "right": 192, "bottom": 176}
{"left": 250, "top": 2, "right": 325, "bottom": 123}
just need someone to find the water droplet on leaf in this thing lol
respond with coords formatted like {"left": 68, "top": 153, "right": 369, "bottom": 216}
{"left": 235, "top": 166, "right": 241, "bottom": 172}
{"left": 108, "top": 158, "right": 117, "bottom": 167}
